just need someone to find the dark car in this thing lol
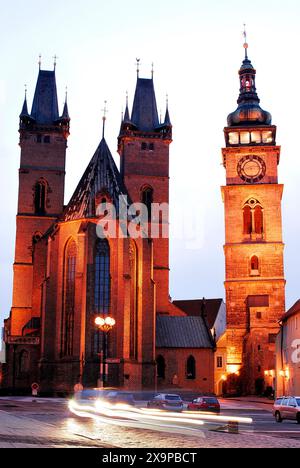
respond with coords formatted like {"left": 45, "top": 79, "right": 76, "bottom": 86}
{"left": 147, "top": 393, "right": 183, "bottom": 411}
{"left": 187, "top": 396, "right": 220, "bottom": 413}
{"left": 273, "top": 396, "right": 300, "bottom": 423}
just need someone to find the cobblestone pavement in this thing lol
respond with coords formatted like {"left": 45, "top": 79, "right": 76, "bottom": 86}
{"left": 0, "top": 398, "right": 299, "bottom": 448}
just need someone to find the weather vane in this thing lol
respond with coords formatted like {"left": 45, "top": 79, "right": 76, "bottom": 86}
{"left": 102, "top": 100, "right": 108, "bottom": 138}
{"left": 243, "top": 24, "right": 248, "bottom": 58}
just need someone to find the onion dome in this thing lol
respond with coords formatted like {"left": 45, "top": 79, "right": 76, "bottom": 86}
{"left": 227, "top": 44, "right": 272, "bottom": 127}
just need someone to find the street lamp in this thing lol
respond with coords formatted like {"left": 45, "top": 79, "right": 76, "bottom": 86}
{"left": 95, "top": 316, "right": 116, "bottom": 388}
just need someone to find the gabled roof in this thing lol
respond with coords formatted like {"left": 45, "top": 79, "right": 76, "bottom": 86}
{"left": 131, "top": 78, "right": 159, "bottom": 131}
{"left": 281, "top": 300, "right": 300, "bottom": 322}
{"left": 63, "top": 138, "right": 130, "bottom": 221}
{"left": 173, "top": 299, "right": 223, "bottom": 329}
{"left": 31, "top": 70, "right": 60, "bottom": 124}
{"left": 156, "top": 316, "right": 214, "bottom": 349}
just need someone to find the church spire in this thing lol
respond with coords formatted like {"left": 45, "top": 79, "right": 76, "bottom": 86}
{"left": 30, "top": 68, "right": 59, "bottom": 124}
{"left": 164, "top": 94, "right": 172, "bottom": 126}
{"left": 123, "top": 91, "right": 130, "bottom": 122}
{"left": 227, "top": 30, "right": 272, "bottom": 127}
{"left": 131, "top": 74, "right": 159, "bottom": 132}
{"left": 20, "top": 85, "right": 29, "bottom": 118}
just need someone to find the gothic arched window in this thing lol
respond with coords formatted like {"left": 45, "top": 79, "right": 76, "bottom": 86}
{"left": 141, "top": 186, "right": 153, "bottom": 221}
{"left": 34, "top": 179, "right": 47, "bottom": 215}
{"left": 254, "top": 205, "right": 264, "bottom": 234}
{"left": 62, "top": 239, "right": 77, "bottom": 357}
{"left": 95, "top": 239, "right": 111, "bottom": 314}
{"left": 243, "top": 205, "right": 252, "bottom": 234}
{"left": 186, "top": 355, "right": 196, "bottom": 380}
{"left": 156, "top": 355, "right": 166, "bottom": 379}
{"left": 243, "top": 199, "right": 264, "bottom": 238}
{"left": 129, "top": 240, "right": 138, "bottom": 360}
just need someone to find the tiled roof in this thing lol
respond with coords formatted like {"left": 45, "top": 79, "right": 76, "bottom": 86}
{"left": 156, "top": 316, "right": 214, "bottom": 349}
{"left": 173, "top": 299, "right": 223, "bottom": 329}
{"left": 30, "top": 70, "right": 59, "bottom": 124}
{"left": 131, "top": 78, "right": 159, "bottom": 132}
{"left": 63, "top": 138, "right": 130, "bottom": 221}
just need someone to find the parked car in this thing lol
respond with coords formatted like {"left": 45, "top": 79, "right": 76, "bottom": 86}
{"left": 273, "top": 396, "right": 300, "bottom": 423}
{"left": 187, "top": 396, "right": 220, "bottom": 413}
{"left": 105, "top": 391, "right": 135, "bottom": 406}
{"left": 147, "top": 394, "right": 183, "bottom": 411}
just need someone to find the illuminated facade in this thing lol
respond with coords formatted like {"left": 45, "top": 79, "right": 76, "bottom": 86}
{"left": 3, "top": 67, "right": 215, "bottom": 394}
{"left": 222, "top": 45, "right": 286, "bottom": 394}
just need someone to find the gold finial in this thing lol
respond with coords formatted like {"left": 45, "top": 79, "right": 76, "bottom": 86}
{"left": 53, "top": 54, "right": 58, "bottom": 70}
{"left": 102, "top": 100, "right": 108, "bottom": 138}
{"left": 136, "top": 58, "right": 140, "bottom": 77}
{"left": 38, "top": 54, "right": 42, "bottom": 70}
{"left": 243, "top": 24, "right": 248, "bottom": 58}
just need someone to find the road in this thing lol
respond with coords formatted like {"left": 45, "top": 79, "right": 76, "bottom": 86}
{"left": 0, "top": 397, "right": 299, "bottom": 448}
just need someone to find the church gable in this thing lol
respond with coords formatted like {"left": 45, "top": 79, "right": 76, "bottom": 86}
{"left": 63, "top": 138, "right": 130, "bottom": 221}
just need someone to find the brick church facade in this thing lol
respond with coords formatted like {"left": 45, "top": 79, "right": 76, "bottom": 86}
{"left": 2, "top": 42, "right": 286, "bottom": 396}
{"left": 2, "top": 66, "right": 215, "bottom": 395}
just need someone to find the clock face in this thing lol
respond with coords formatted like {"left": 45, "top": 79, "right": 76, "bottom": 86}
{"left": 237, "top": 155, "right": 266, "bottom": 183}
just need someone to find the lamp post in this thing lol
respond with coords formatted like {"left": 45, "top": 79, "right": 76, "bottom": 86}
{"left": 95, "top": 316, "right": 116, "bottom": 388}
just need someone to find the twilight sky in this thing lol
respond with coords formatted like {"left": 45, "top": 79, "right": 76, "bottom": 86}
{"left": 1, "top": 0, "right": 300, "bottom": 329}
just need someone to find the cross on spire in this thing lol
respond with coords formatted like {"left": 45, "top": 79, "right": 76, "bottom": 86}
{"left": 102, "top": 100, "right": 108, "bottom": 138}
{"left": 136, "top": 58, "right": 140, "bottom": 77}
{"left": 151, "top": 62, "right": 154, "bottom": 79}
{"left": 243, "top": 24, "right": 249, "bottom": 58}
{"left": 38, "top": 54, "right": 42, "bottom": 70}
{"left": 53, "top": 54, "right": 58, "bottom": 70}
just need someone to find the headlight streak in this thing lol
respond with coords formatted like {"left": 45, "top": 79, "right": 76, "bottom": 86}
{"left": 68, "top": 399, "right": 253, "bottom": 430}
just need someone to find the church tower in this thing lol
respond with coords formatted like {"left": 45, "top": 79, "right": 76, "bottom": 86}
{"left": 221, "top": 39, "right": 285, "bottom": 394}
{"left": 9, "top": 66, "right": 69, "bottom": 342}
{"left": 118, "top": 69, "right": 172, "bottom": 312}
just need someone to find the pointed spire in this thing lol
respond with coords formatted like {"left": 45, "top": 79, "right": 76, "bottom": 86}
{"left": 131, "top": 75, "right": 159, "bottom": 131}
{"left": 63, "top": 138, "right": 131, "bottom": 222}
{"left": 164, "top": 93, "right": 171, "bottom": 126}
{"left": 123, "top": 91, "right": 130, "bottom": 122}
{"left": 20, "top": 85, "right": 29, "bottom": 117}
{"left": 31, "top": 69, "right": 60, "bottom": 124}
{"left": 61, "top": 87, "right": 70, "bottom": 121}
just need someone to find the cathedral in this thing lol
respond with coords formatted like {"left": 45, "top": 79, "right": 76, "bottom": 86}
{"left": 2, "top": 40, "right": 285, "bottom": 396}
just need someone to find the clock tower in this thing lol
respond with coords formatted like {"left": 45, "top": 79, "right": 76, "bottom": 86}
{"left": 221, "top": 41, "right": 285, "bottom": 394}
